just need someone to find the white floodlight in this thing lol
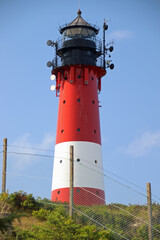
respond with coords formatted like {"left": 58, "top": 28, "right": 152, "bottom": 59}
{"left": 50, "top": 74, "right": 56, "bottom": 80}
{"left": 50, "top": 85, "right": 56, "bottom": 91}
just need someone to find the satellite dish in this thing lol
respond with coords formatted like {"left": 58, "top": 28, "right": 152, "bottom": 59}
{"left": 46, "top": 40, "right": 52, "bottom": 46}
{"left": 46, "top": 61, "right": 53, "bottom": 68}
{"left": 50, "top": 85, "right": 56, "bottom": 91}
{"left": 109, "top": 46, "right": 114, "bottom": 52}
{"left": 110, "top": 63, "right": 114, "bottom": 70}
{"left": 104, "top": 23, "right": 108, "bottom": 30}
{"left": 50, "top": 74, "right": 56, "bottom": 80}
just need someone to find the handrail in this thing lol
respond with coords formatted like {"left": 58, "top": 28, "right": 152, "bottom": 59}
{"left": 53, "top": 55, "right": 103, "bottom": 69}
{"left": 56, "top": 37, "right": 102, "bottom": 53}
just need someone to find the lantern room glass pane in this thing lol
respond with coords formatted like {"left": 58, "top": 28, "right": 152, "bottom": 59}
{"left": 63, "top": 27, "right": 96, "bottom": 39}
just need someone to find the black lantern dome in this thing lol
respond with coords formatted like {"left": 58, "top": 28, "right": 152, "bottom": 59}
{"left": 60, "top": 9, "right": 99, "bottom": 39}
{"left": 56, "top": 10, "right": 102, "bottom": 67}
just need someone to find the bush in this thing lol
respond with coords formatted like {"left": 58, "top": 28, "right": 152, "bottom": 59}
{"left": 16, "top": 206, "right": 115, "bottom": 240}
{"left": 7, "top": 191, "right": 38, "bottom": 211}
{"left": 32, "top": 208, "right": 51, "bottom": 221}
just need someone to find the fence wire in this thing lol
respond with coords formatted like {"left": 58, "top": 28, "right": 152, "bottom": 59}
{"left": 0, "top": 144, "right": 160, "bottom": 239}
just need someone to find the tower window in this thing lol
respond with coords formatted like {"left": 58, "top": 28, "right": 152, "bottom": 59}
{"left": 93, "top": 130, "right": 96, "bottom": 134}
{"left": 77, "top": 158, "right": 80, "bottom": 162}
{"left": 60, "top": 160, "right": 62, "bottom": 163}
{"left": 95, "top": 160, "right": 97, "bottom": 164}
{"left": 58, "top": 191, "right": 60, "bottom": 194}
{"left": 77, "top": 128, "right": 80, "bottom": 132}
{"left": 92, "top": 100, "right": 95, "bottom": 104}
{"left": 63, "top": 100, "right": 66, "bottom": 104}
{"left": 87, "top": 50, "right": 91, "bottom": 56}
{"left": 77, "top": 98, "right": 80, "bottom": 102}
{"left": 61, "top": 129, "right": 64, "bottom": 133}
{"left": 91, "top": 77, "right": 94, "bottom": 80}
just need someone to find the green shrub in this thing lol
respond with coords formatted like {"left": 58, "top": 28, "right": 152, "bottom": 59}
{"left": 32, "top": 208, "right": 51, "bottom": 221}
{"left": 7, "top": 191, "right": 38, "bottom": 211}
{"left": 0, "top": 192, "right": 10, "bottom": 202}
{"left": 15, "top": 205, "right": 115, "bottom": 240}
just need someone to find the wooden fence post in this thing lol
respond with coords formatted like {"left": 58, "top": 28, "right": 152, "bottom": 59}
{"left": 2, "top": 138, "right": 7, "bottom": 193}
{"left": 147, "top": 182, "right": 153, "bottom": 240}
{"left": 69, "top": 145, "right": 74, "bottom": 217}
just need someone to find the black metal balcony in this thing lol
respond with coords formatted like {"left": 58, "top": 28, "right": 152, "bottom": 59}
{"left": 56, "top": 37, "right": 102, "bottom": 57}
{"left": 53, "top": 55, "right": 103, "bottom": 69}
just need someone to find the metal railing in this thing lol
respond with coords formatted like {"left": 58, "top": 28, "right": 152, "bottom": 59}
{"left": 52, "top": 55, "right": 103, "bottom": 69}
{"left": 56, "top": 37, "right": 102, "bottom": 54}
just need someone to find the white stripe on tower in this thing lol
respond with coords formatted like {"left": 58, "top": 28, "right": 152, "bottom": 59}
{"left": 51, "top": 141, "right": 105, "bottom": 205}
{"left": 52, "top": 141, "right": 104, "bottom": 189}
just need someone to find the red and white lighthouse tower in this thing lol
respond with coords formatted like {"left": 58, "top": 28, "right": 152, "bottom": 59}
{"left": 47, "top": 10, "right": 114, "bottom": 205}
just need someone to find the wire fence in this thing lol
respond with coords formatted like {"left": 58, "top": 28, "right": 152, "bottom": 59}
{"left": 0, "top": 143, "right": 160, "bottom": 239}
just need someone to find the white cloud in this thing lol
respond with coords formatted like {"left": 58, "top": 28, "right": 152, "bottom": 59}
{"left": 108, "top": 30, "right": 134, "bottom": 40}
{"left": 8, "top": 133, "right": 55, "bottom": 170}
{"left": 124, "top": 131, "right": 160, "bottom": 157}
{"left": 40, "top": 133, "right": 55, "bottom": 150}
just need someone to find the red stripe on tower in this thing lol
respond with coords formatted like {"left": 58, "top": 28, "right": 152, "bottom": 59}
{"left": 47, "top": 9, "right": 114, "bottom": 206}
{"left": 56, "top": 66, "right": 101, "bottom": 145}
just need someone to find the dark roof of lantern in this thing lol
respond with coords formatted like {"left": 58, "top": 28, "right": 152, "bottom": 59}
{"left": 59, "top": 10, "right": 99, "bottom": 35}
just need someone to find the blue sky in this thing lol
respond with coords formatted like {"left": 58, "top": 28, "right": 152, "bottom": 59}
{"left": 0, "top": 0, "right": 160, "bottom": 204}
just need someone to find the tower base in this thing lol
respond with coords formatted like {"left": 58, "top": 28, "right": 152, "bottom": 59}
{"left": 51, "top": 187, "right": 105, "bottom": 206}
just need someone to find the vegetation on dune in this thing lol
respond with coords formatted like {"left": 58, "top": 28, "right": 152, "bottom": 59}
{"left": 0, "top": 191, "right": 114, "bottom": 240}
{"left": 0, "top": 191, "right": 160, "bottom": 239}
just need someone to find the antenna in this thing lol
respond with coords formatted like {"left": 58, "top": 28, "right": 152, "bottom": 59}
{"left": 103, "top": 19, "right": 108, "bottom": 69}
{"left": 103, "top": 22, "right": 115, "bottom": 71}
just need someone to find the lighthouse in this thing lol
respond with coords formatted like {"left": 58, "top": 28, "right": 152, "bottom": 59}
{"left": 47, "top": 10, "right": 114, "bottom": 206}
